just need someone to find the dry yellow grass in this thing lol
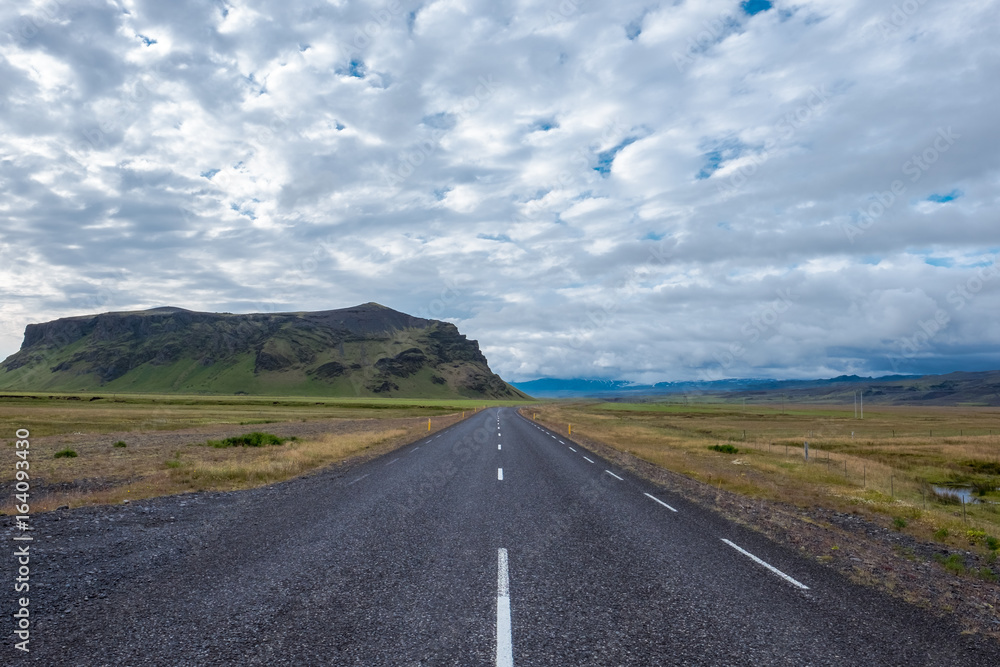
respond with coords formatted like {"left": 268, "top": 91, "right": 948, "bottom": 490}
{"left": 527, "top": 402, "right": 1000, "bottom": 555}
{"left": 3, "top": 414, "right": 458, "bottom": 512}
{"left": 170, "top": 429, "right": 408, "bottom": 488}
{"left": 0, "top": 393, "right": 505, "bottom": 512}
{"left": 0, "top": 392, "right": 500, "bottom": 437}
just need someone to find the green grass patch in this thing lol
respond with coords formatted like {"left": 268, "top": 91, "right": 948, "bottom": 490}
{"left": 113, "top": 440, "right": 127, "bottom": 448}
{"left": 54, "top": 449, "right": 78, "bottom": 458}
{"left": 893, "top": 517, "right": 908, "bottom": 529}
{"left": 971, "top": 480, "right": 997, "bottom": 496}
{"left": 977, "top": 567, "right": 998, "bottom": 583}
{"left": 965, "top": 460, "right": 1000, "bottom": 475}
{"left": 935, "top": 553, "right": 967, "bottom": 575}
{"left": 206, "top": 431, "right": 293, "bottom": 448}
{"left": 967, "top": 529, "right": 988, "bottom": 545}
{"left": 965, "top": 530, "right": 1000, "bottom": 551}
{"left": 708, "top": 444, "right": 739, "bottom": 454}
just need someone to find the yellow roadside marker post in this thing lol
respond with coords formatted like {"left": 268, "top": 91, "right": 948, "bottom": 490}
{"left": 568, "top": 424, "right": 571, "bottom": 435}
{"left": 428, "top": 418, "right": 431, "bottom": 431}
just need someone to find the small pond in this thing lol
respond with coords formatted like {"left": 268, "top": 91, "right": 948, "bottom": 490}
{"left": 932, "top": 485, "right": 993, "bottom": 504}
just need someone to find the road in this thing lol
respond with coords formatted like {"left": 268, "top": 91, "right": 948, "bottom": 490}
{"left": 6, "top": 407, "right": 1000, "bottom": 665}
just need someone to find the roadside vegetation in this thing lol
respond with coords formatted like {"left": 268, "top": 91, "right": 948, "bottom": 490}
{"left": 206, "top": 432, "right": 293, "bottom": 448}
{"left": 0, "top": 392, "right": 513, "bottom": 512}
{"left": 0, "top": 391, "right": 523, "bottom": 437}
{"left": 526, "top": 401, "right": 1000, "bottom": 570}
{"left": 170, "top": 429, "right": 409, "bottom": 489}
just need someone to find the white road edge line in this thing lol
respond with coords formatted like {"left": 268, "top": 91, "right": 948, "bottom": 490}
{"left": 348, "top": 474, "right": 369, "bottom": 486}
{"left": 721, "top": 539, "right": 810, "bottom": 590}
{"left": 386, "top": 458, "right": 399, "bottom": 466}
{"left": 569, "top": 447, "right": 577, "bottom": 452}
{"left": 643, "top": 492, "right": 677, "bottom": 512}
{"left": 583, "top": 456, "right": 594, "bottom": 463}
{"left": 605, "top": 470, "right": 624, "bottom": 481}
{"left": 558, "top": 440, "right": 565, "bottom": 444}
{"left": 498, "top": 443, "right": 502, "bottom": 450}
{"left": 497, "top": 548, "right": 513, "bottom": 667}
{"left": 498, "top": 468, "right": 504, "bottom": 481}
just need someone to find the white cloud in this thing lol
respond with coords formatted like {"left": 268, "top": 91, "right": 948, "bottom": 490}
{"left": 1, "top": 0, "right": 998, "bottom": 382}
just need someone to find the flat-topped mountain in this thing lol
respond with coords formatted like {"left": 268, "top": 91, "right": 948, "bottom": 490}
{"left": 0, "top": 303, "right": 528, "bottom": 399}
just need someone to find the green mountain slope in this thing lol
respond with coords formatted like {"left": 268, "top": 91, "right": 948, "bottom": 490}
{"left": 0, "top": 303, "right": 529, "bottom": 399}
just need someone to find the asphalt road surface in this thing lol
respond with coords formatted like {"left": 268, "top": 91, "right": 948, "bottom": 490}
{"left": 6, "top": 407, "right": 1000, "bottom": 665}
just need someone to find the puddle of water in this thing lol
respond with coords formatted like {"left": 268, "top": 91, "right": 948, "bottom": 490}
{"left": 932, "top": 485, "right": 989, "bottom": 504}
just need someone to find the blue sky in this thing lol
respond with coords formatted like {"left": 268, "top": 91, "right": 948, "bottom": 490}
{"left": 1, "top": 0, "right": 999, "bottom": 382}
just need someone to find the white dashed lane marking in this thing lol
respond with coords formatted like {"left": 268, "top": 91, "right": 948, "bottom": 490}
{"left": 497, "top": 549, "right": 514, "bottom": 667}
{"left": 644, "top": 493, "right": 678, "bottom": 512}
{"left": 721, "top": 539, "right": 810, "bottom": 590}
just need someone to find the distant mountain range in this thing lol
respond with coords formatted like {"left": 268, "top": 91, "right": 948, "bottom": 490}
{"left": 512, "top": 372, "right": 1000, "bottom": 406}
{"left": 6, "top": 303, "right": 996, "bottom": 405}
{"left": 0, "top": 303, "right": 528, "bottom": 399}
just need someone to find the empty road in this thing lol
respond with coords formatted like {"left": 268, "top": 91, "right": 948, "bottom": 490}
{"left": 6, "top": 408, "right": 1000, "bottom": 665}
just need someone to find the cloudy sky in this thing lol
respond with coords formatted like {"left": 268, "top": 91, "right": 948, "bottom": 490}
{"left": 1, "top": 0, "right": 998, "bottom": 383}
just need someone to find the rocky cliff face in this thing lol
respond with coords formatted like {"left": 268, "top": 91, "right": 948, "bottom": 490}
{"left": 0, "top": 303, "right": 527, "bottom": 399}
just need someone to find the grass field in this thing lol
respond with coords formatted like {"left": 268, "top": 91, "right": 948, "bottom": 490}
{"left": 1, "top": 392, "right": 521, "bottom": 512}
{"left": 0, "top": 391, "right": 523, "bottom": 437}
{"left": 526, "top": 401, "right": 1000, "bottom": 564}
